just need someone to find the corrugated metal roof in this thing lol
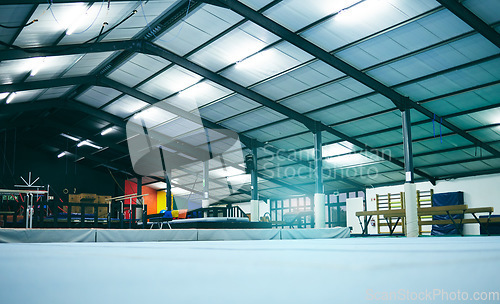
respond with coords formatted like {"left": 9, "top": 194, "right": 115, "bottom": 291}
{"left": 1, "top": 0, "right": 500, "bottom": 203}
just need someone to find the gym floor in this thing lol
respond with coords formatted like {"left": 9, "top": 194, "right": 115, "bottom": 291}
{"left": 1, "top": 236, "right": 499, "bottom": 303}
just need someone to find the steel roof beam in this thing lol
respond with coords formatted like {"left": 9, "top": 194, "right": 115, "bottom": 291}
{"left": 64, "top": 97, "right": 313, "bottom": 195}
{"left": 439, "top": 168, "right": 500, "bottom": 181}
{"left": 142, "top": 40, "right": 436, "bottom": 184}
{"left": 214, "top": 0, "right": 500, "bottom": 165}
{"left": 0, "top": 75, "right": 96, "bottom": 93}
{"left": 436, "top": 0, "right": 500, "bottom": 49}
{"left": 0, "top": 40, "right": 141, "bottom": 62}
{"left": 45, "top": 139, "right": 134, "bottom": 176}
{"left": 142, "top": 43, "right": 317, "bottom": 130}
{"left": 0, "top": 99, "right": 65, "bottom": 115}
{"left": 98, "top": 79, "right": 343, "bottom": 193}
{"left": 0, "top": 86, "right": 354, "bottom": 192}
{"left": 266, "top": 67, "right": 500, "bottom": 145}
{"left": 43, "top": 120, "right": 259, "bottom": 198}
{"left": 66, "top": 100, "right": 127, "bottom": 128}
{"left": 60, "top": 0, "right": 199, "bottom": 119}
{"left": 1, "top": 0, "right": 87, "bottom": 3}
{"left": 211, "top": 7, "right": 448, "bottom": 127}
{"left": 236, "top": 25, "right": 500, "bottom": 134}
{"left": 214, "top": 0, "right": 410, "bottom": 110}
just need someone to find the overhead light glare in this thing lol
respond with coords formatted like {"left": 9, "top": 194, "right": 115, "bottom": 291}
{"left": 235, "top": 50, "right": 274, "bottom": 70}
{"left": 61, "top": 133, "right": 80, "bottom": 141}
{"left": 178, "top": 82, "right": 211, "bottom": 99}
{"left": 6, "top": 92, "right": 16, "bottom": 104}
{"left": 77, "top": 140, "right": 102, "bottom": 149}
{"left": 100, "top": 127, "right": 114, "bottom": 136}
{"left": 66, "top": 7, "right": 89, "bottom": 35}
{"left": 57, "top": 151, "right": 67, "bottom": 158}
{"left": 335, "top": 0, "right": 383, "bottom": 23}
{"left": 30, "top": 57, "right": 45, "bottom": 77}
{"left": 171, "top": 187, "right": 191, "bottom": 195}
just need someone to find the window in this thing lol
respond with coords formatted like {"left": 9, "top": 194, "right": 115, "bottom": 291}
{"left": 270, "top": 196, "right": 313, "bottom": 229}
{"left": 270, "top": 190, "right": 364, "bottom": 229}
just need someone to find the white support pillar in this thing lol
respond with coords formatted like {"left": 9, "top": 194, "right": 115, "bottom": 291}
{"left": 250, "top": 200, "right": 259, "bottom": 222}
{"left": 202, "top": 200, "right": 210, "bottom": 208}
{"left": 314, "top": 193, "right": 326, "bottom": 228}
{"left": 404, "top": 183, "right": 418, "bottom": 237}
{"left": 313, "top": 123, "right": 326, "bottom": 228}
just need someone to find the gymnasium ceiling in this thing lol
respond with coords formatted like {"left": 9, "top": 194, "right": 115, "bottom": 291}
{"left": 0, "top": 0, "right": 499, "bottom": 204}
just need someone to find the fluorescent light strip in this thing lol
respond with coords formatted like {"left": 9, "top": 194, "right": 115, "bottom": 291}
{"left": 57, "top": 151, "right": 67, "bottom": 158}
{"left": 100, "top": 127, "right": 114, "bottom": 136}
{"left": 6, "top": 92, "right": 16, "bottom": 104}
{"left": 60, "top": 133, "right": 80, "bottom": 141}
{"left": 77, "top": 140, "right": 102, "bottom": 149}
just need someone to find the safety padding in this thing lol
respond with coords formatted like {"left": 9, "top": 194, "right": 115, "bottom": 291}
{"left": 95, "top": 229, "right": 197, "bottom": 242}
{"left": 281, "top": 227, "right": 350, "bottom": 239}
{"left": 198, "top": 229, "right": 281, "bottom": 241}
{"left": 0, "top": 229, "right": 95, "bottom": 243}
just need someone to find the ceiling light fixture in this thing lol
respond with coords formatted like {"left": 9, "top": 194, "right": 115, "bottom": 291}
{"left": 57, "top": 151, "right": 67, "bottom": 158}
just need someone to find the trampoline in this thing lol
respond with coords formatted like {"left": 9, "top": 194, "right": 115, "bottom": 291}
{"left": 0, "top": 236, "right": 499, "bottom": 304}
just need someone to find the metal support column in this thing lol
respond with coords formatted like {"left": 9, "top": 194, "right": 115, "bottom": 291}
{"left": 250, "top": 144, "right": 259, "bottom": 222}
{"left": 136, "top": 176, "right": 144, "bottom": 228}
{"left": 202, "top": 161, "right": 210, "bottom": 217}
{"left": 165, "top": 173, "right": 172, "bottom": 211}
{"left": 402, "top": 107, "right": 418, "bottom": 237}
{"left": 313, "top": 123, "right": 326, "bottom": 228}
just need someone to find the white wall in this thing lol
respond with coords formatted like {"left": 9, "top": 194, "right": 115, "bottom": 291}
{"left": 346, "top": 197, "right": 364, "bottom": 234}
{"left": 363, "top": 173, "right": 500, "bottom": 235}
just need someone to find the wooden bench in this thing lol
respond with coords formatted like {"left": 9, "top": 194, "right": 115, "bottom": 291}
{"left": 356, "top": 205, "right": 497, "bottom": 236}
{"left": 356, "top": 209, "right": 406, "bottom": 235}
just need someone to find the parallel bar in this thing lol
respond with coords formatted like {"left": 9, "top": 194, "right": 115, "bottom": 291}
{"left": 0, "top": 189, "right": 48, "bottom": 194}
{"left": 105, "top": 193, "right": 149, "bottom": 202}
